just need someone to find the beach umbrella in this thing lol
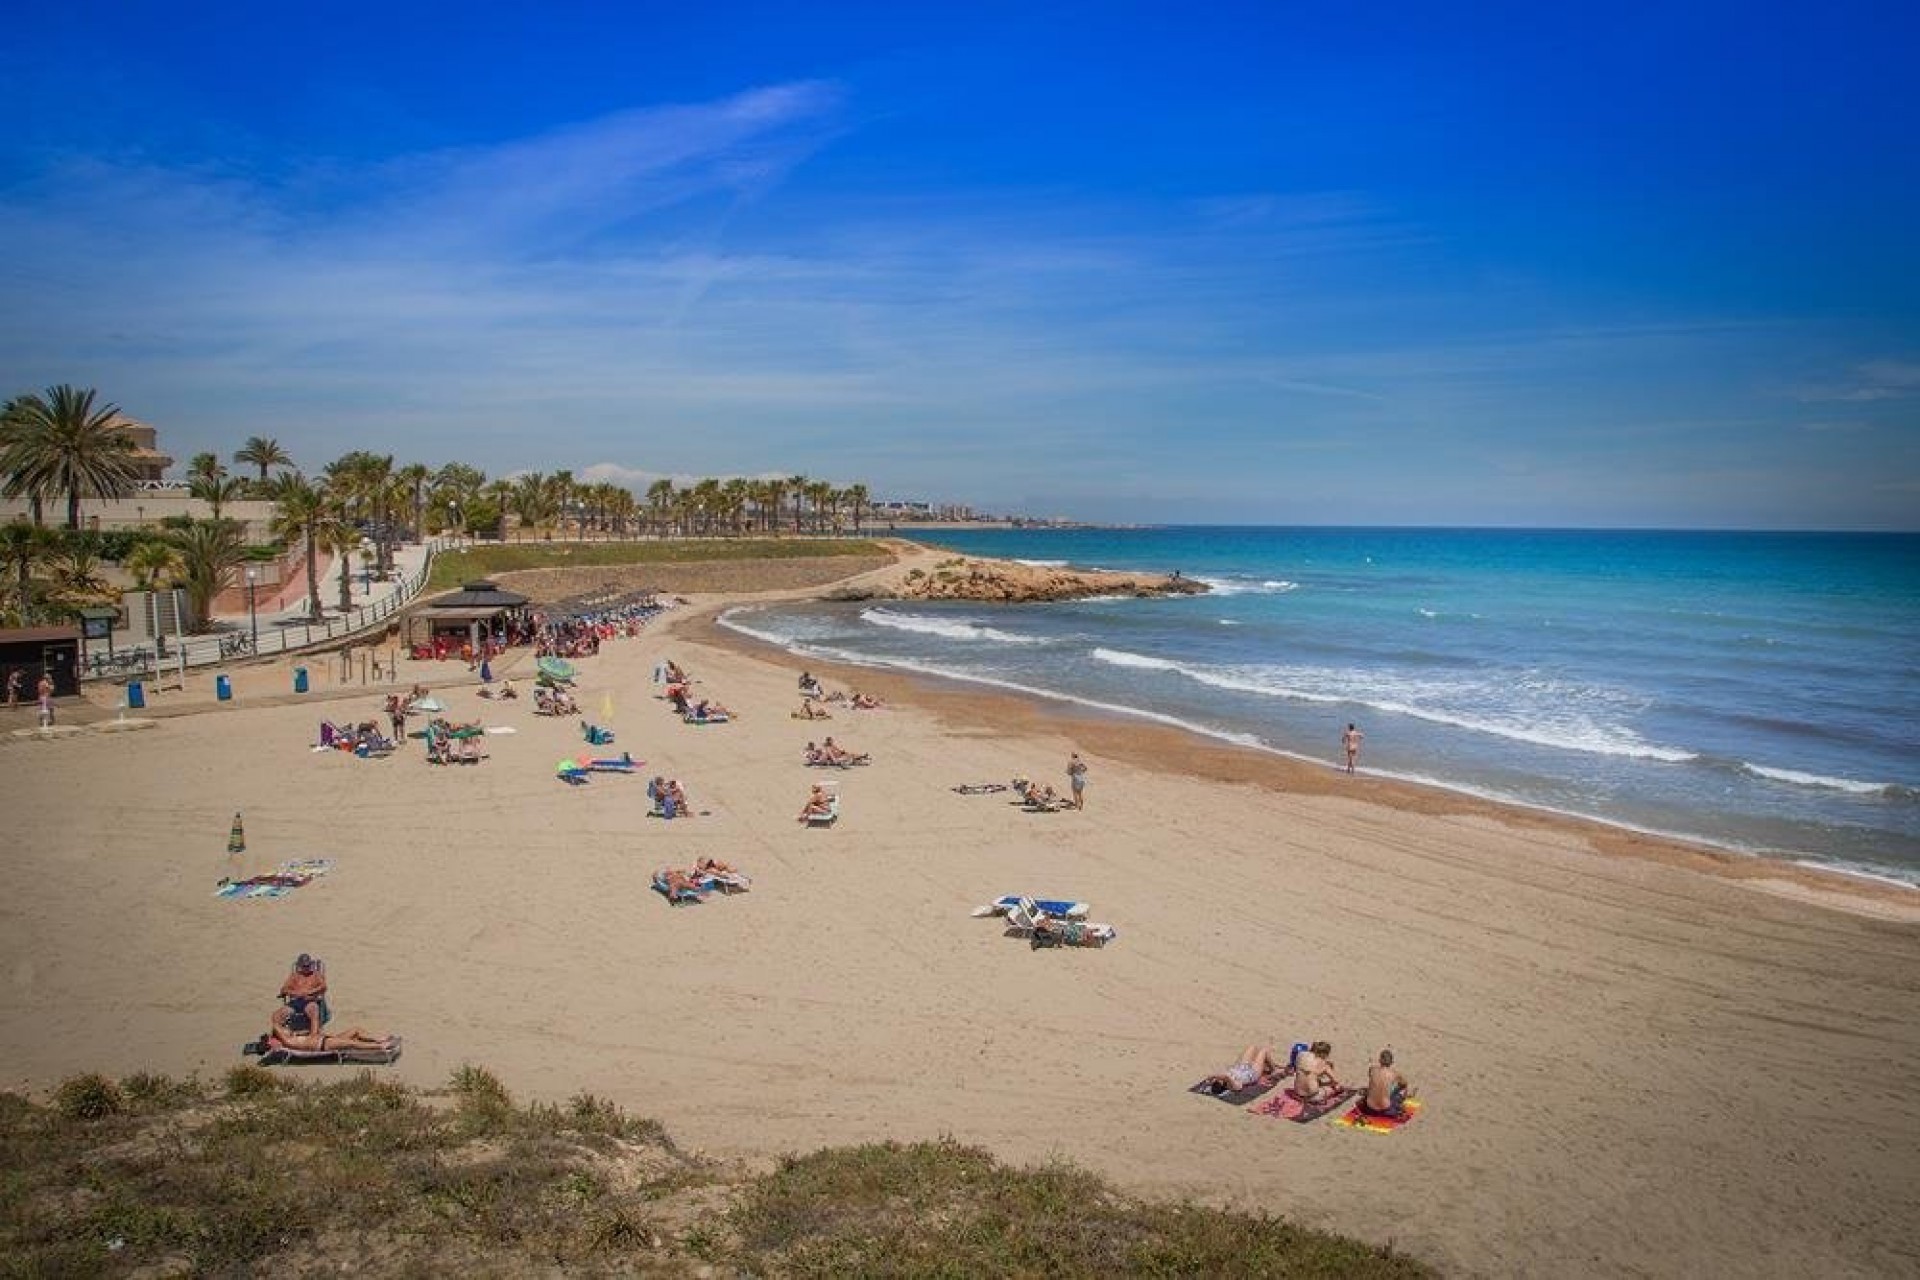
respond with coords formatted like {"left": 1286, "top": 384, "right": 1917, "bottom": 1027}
{"left": 228, "top": 812, "right": 246, "bottom": 853}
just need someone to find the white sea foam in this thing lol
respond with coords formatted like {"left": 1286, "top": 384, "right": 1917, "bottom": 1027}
{"left": 1218, "top": 619, "right": 1240, "bottom": 626}
{"left": 1195, "top": 576, "right": 1298, "bottom": 596}
{"left": 861, "top": 608, "right": 1046, "bottom": 645}
{"left": 1741, "top": 763, "right": 1893, "bottom": 795}
{"left": 1014, "top": 558, "right": 1069, "bottom": 568}
{"left": 1088, "top": 648, "right": 1696, "bottom": 762}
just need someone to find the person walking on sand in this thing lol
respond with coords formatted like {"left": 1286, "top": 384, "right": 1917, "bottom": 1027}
{"left": 36, "top": 672, "right": 55, "bottom": 728}
{"left": 1067, "top": 752, "right": 1088, "bottom": 810}
{"left": 1342, "top": 723, "right": 1364, "bottom": 774}
{"left": 6, "top": 669, "right": 22, "bottom": 709}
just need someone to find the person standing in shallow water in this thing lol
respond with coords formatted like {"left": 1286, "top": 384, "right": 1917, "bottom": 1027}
{"left": 1342, "top": 723, "right": 1364, "bottom": 774}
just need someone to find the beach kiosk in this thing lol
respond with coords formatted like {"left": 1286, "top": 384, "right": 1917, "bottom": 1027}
{"left": 405, "top": 580, "right": 531, "bottom": 661}
{"left": 0, "top": 625, "right": 83, "bottom": 697}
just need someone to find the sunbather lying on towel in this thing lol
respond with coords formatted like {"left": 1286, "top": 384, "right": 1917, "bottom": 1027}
{"left": 1360, "top": 1048, "right": 1415, "bottom": 1117}
{"left": 687, "top": 699, "right": 733, "bottom": 722}
{"left": 1205, "top": 1044, "right": 1285, "bottom": 1093}
{"left": 849, "top": 691, "right": 883, "bottom": 709}
{"left": 655, "top": 867, "right": 706, "bottom": 898}
{"left": 1290, "top": 1040, "right": 1344, "bottom": 1104}
{"left": 1013, "top": 779, "right": 1070, "bottom": 810}
{"left": 268, "top": 1003, "right": 395, "bottom": 1054}
{"left": 795, "top": 700, "right": 832, "bottom": 720}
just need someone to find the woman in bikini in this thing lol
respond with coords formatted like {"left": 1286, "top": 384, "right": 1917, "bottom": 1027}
{"left": 268, "top": 1003, "right": 394, "bottom": 1053}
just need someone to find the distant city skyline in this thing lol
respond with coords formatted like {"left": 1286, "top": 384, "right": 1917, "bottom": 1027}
{"left": 3, "top": 3, "right": 1915, "bottom": 529}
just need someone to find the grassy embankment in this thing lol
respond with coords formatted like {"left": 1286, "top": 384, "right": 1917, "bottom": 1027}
{"left": 2, "top": 1068, "right": 1430, "bottom": 1277}
{"left": 424, "top": 539, "right": 889, "bottom": 594}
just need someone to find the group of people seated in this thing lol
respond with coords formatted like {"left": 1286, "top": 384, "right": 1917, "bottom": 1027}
{"left": 424, "top": 717, "right": 486, "bottom": 764}
{"left": 803, "top": 737, "right": 869, "bottom": 767}
{"left": 1206, "top": 1040, "right": 1415, "bottom": 1117}
{"left": 476, "top": 679, "right": 519, "bottom": 701}
{"left": 654, "top": 857, "right": 751, "bottom": 899}
{"left": 666, "top": 681, "right": 732, "bottom": 723}
{"left": 1012, "top": 777, "right": 1071, "bottom": 811}
{"left": 796, "top": 671, "right": 884, "bottom": 710}
{"left": 318, "top": 720, "right": 395, "bottom": 755}
{"left": 533, "top": 685, "right": 579, "bottom": 716}
{"left": 258, "top": 953, "right": 396, "bottom": 1057}
{"left": 647, "top": 775, "right": 693, "bottom": 818}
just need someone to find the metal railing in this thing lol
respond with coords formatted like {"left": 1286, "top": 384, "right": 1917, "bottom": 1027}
{"left": 84, "top": 538, "right": 456, "bottom": 683}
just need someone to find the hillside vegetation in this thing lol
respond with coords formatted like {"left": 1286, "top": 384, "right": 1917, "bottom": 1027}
{"left": 0, "top": 1068, "right": 1432, "bottom": 1277}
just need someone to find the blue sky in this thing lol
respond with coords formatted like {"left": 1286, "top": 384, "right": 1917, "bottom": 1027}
{"left": 2, "top": 1, "right": 1915, "bottom": 528}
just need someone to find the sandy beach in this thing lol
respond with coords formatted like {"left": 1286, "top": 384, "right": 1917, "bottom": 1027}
{"left": 2, "top": 555, "right": 1917, "bottom": 1277}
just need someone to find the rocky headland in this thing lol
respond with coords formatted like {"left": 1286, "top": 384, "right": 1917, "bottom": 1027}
{"left": 831, "top": 552, "right": 1206, "bottom": 603}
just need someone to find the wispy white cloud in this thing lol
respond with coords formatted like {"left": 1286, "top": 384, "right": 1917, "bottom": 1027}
{"left": 1790, "top": 358, "right": 1920, "bottom": 402}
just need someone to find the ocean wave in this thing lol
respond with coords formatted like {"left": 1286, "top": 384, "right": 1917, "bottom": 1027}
{"left": 1014, "top": 558, "right": 1069, "bottom": 567}
{"left": 1740, "top": 762, "right": 1903, "bottom": 796}
{"left": 1195, "top": 576, "right": 1299, "bottom": 596}
{"left": 1089, "top": 647, "right": 1695, "bottom": 762}
{"left": 861, "top": 608, "right": 1047, "bottom": 645}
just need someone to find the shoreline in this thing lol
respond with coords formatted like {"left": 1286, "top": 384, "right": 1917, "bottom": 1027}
{"left": 700, "top": 594, "right": 1920, "bottom": 924}
{"left": 4, "top": 552, "right": 1917, "bottom": 1275}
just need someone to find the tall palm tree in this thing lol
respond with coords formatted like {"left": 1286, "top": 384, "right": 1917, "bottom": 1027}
{"left": 808, "top": 481, "right": 836, "bottom": 533}
{"left": 429, "top": 463, "right": 487, "bottom": 539}
{"left": 234, "top": 436, "right": 293, "bottom": 483}
{"left": 266, "top": 473, "right": 330, "bottom": 622}
{"left": 786, "top": 474, "right": 810, "bottom": 534}
{"left": 645, "top": 479, "right": 677, "bottom": 537}
{"left": 166, "top": 519, "right": 247, "bottom": 631}
{"left": 397, "top": 462, "right": 431, "bottom": 542}
{"left": 321, "top": 514, "right": 361, "bottom": 614}
{"left": 0, "top": 397, "right": 51, "bottom": 526}
{"left": 187, "top": 452, "right": 225, "bottom": 485}
{"left": 189, "top": 471, "right": 247, "bottom": 521}
{"left": 482, "top": 478, "right": 514, "bottom": 540}
{"left": 5, "top": 385, "right": 140, "bottom": 529}
{"left": 846, "top": 483, "right": 870, "bottom": 535}
{"left": 509, "top": 472, "right": 560, "bottom": 540}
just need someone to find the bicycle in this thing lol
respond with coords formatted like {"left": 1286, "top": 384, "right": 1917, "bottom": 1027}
{"left": 219, "top": 633, "right": 255, "bottom": 659}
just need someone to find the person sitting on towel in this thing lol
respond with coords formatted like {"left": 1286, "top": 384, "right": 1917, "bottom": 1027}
{"left": 498, "top": 679, "right": 518, "bottom": 699}
{"left": 690, "top": 698, "right": 732, "bottom": 721}
{"left": 797, "top": 785, "right": 835, "bottom": 822}
{"left": 268, "top": 1003, "right": 394, "bottom": 1054}
{"left": 657, "top": 867, "right": 705, "bottom": 897}
{"left": 1290, "top": 1040, "right": 1343, "bottom": 1103}
{"left": 821, "top": 736, "right": 868, "bottom": 765}
{"left": 694, "top": 856, "right": 741, "bottom": 879}
{"left": 796, "top": 699, "right": 830, "bottom": 720}
{"left": 1360, "top": 1047, "right": 1414, "bottom": 1117}
{"left": 799, "top": 671, "right": 823, "bottom": 699}
{"left": 1206, "top": 1044, "right": 1282, "bottom": 1093}
{"left": 278, "top": 954, "right": 330, "bottom": 1030}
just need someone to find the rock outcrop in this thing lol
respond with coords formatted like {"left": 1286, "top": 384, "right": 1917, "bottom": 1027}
{"left": 837, "top": 556, "right": 1206, "bottom": 604}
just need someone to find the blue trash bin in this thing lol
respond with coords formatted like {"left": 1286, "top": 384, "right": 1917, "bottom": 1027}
{"left": 216, "top": 674, "right": 232, "bottom": 701}
{"left": 293, "top": 667, "right": 309, "bottom": 694}
{"left": 126, "top": 680, "right": 145, "bottom": 709}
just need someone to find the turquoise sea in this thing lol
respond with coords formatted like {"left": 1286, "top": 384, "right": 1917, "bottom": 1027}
{"left": 721, "top": 528, "right": 1920, "bottom": 886}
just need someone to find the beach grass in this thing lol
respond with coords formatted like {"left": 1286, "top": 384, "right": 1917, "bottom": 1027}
{"left": 0, "top": 1069, "right": 1430, "bottom": 1277}
{"left": 426, "top": 538, "right": 888, "bottom": 593}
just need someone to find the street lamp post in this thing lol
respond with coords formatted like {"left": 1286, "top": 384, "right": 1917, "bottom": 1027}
{"left": 244, "top": 566, "right": 259, "bottom": 654}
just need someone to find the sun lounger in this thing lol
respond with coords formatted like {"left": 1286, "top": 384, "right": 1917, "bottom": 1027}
{"left": 1001, "top": 901, "right": 1116, "bottom": 947}
{"left": 652, "top": 870, "right": 705, "bottom": 905}
{"left": 971, "top": 895, "right": 1089, "bottom": 919}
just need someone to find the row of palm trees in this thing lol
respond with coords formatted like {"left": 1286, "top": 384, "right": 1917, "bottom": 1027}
{"left": 2, "top": 383, "right": 881, "bottom": 630}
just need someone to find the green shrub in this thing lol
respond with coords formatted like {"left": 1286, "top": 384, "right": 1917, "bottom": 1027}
{"left": 222, "top": 1065, "right": 286, "bottom": 1097}
{"left": 53, "top": 1073, "right": 123, "bottom": 1120}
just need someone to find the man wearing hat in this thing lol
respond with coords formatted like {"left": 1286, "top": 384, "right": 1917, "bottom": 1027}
{"left": 279, "top": 954, "right": 330, "bottom": 1031}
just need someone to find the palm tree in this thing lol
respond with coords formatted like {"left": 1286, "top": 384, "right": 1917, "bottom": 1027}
{"left": 397, "top": 462, "right": 431, "bottom": 542}
{"left": 234, "top": 436, "right": 293, "bottom": 483}
{"left": 321, "top": 514, "right": 361, "bottom": 614}
{"left": 47, "top": 542, "right": 116, "bottom": 611}
{"left": 189, "top": 471, "right": 247, "bottom": 521}
{"left": 166, "top": 519, "right": 247, "bottom": 630}
{"left": 187, "top": 452, "right": 225, "bottom": 485}
{"left": 0, "top": 397, "right": 51, "bottom": 526}
{"left": 645, "top": 479, "right": 677, "bottom": 537}
{"left": 482, "top": 479, "right": 514, "bottom": 540}
{"left": 0, "top": 521, "right": 62, "bottom": 624}
{"left": 787, "top": 474, "right": 810, "bottom": 534}
{"left": 266, "top": 473, "right": 330, "bottom": 622}
{"left": 5, "top": 385, "right": 140, "bottom": 529}
{"left": 808, "top": 481, "right": 836, "bottom": 533}
{"left": 124, "top": 539, "right": 185, "bottom": 590}
{"left": 846, "top": 483, "right": 870, "bottom": 535}
{"left": 509, "top": 473, "right": 560, "bottom": 540}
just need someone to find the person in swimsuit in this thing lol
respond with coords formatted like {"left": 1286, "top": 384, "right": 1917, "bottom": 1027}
{"left": 1342, "top": 723, "right": 1365, "bottom": 774}
{"left": 797, "top": 785, "right": 835, "bottom": 821}
{"left": 1067, "top": 752, "right": 1088, "bottom": 809}
{"left": 268, "top": 1003, "right": 393, "bottom": 1053}
{"left": 278, "top": 954, "right": 330, "bottom": 1030}
{"left": 1291, "top": 1040, "right": 1343, "bottom": 1103}
{"left": 1361, "top": 1047, "right": 1414, "bottom": 1117}
{"left": 1206, "top": 1044, "right": 1282, "bottom": 1093}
